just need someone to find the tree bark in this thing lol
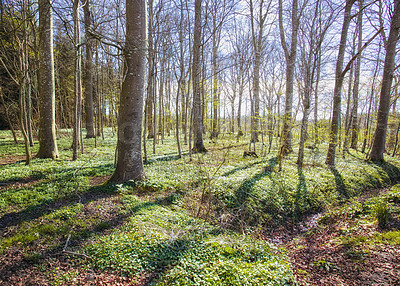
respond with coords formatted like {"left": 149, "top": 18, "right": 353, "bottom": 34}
{"left": 110, "top": 0, "right": 146, "bottom": 182}
{"left": 325, "top": 0, "right": 355, "bottom": 166}
{"left": 192, "top": 0, "right": 206, "bottom": 153}
{"left": 350, "top": 0, "right": 363, "bottom": 150}
{"left": 82, "top": 0, "right": 95, "bottom": 138}
{"left": 37, "top": 0, "right": 59, "bottom": 159}
{"left": 369, "top": 0, "right": 400, "bottom": 161}
{"left": 72, "top": 0, "right": 82, "bottom": 161}
{"left": 279, "top": 0, "right": 300, "bottom": 155}
{"left": 146, "top": 0, "right": 155, "bottom": 139}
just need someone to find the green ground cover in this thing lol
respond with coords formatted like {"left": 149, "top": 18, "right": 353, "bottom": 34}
{"left": 1, "top": 129, "right": 399, "bottom": 284}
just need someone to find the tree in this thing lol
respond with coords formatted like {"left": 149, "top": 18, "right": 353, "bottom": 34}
{"left": 36, "top": 0, "right": 59, "bottom": 159}
{"left": 279, "top": 0, "right": 302, "bottom": 156}
{"left": 192, "top": 0, "right": 207, "bottom": 153}
{"left": 349, "top": 0, "right": 363, "bottom": 150}
{"left": 82, "top": 0, "right": 95, "bottom": 138}
{"left": 369, "top": 0, "right": 400, "bottom": 161}
{"left": 72, "top": 0, "right": 83, "bottom": 161}
{"left": 249, "top": 0, "right": 270, "bottom": 144}
{"left": 110, "top": 0, "right": 146, "bottom": 182}
{"left": 325, "top": 0, "right": 355, "bottom": 166}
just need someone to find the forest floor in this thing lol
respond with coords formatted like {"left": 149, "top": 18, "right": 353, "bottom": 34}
{"left": 265, "top": 186, "right": 400, "bottom": 286}
{"left": 1, "top": 130, "right": 400, "bottom": 285}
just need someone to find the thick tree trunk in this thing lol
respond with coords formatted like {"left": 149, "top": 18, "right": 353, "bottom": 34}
{"left": 82, "top": 0, "right": 95, "bottom": 138}
{"left": 110, "top": 0, "right": 146, "bottom": 183}
{"left": 37, "top": 0, "right": 59, "bottom": 159}
{"left": 192, "top": 0, "right": 206, "bottom": 153}
{"left": 369, "top": 0, "right": 400, "bottom": 161}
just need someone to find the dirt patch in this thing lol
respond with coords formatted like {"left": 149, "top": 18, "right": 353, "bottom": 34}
{"left": 285, "top": 224, "right": 400, "bottom": 286}
{"left": 0, "top": 155, "right": 27, "bottom": 166}
{"left": 0, "top": 176, "right": 42, "bottom": 191}
{"left": 89, "top": 175, "right": 111, "bottom": 186}
{"left": 267, "top": 186, "right": 400, "bottom": 286}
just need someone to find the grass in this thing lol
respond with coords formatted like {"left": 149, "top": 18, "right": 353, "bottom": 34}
{"left": 1, "top": 129, "right": 400, "bottom": 284}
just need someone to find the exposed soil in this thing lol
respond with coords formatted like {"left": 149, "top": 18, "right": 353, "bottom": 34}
{"left": 0, "top": 155, "right": 27, "bottom": 166}
{"left": 264, "top": 187, "right": 400, "bottom": 286}
{"left": 0, "top": 176, "right": 42, "bottom": 191}
{"left": 89, "top": 175, "right": 111, "bottom": 186}
{"left": 285, "top": 223, "right": 400, "bottom": 285}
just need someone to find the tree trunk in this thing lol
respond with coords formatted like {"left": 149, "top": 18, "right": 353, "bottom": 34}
{"left": 326, "top": 0, "right": 355, "bottom": 166}
{"left": 279, "top": 0, "right": 300, "bottom": 156}
{"left": 37, "top": 0, "right": 59, "bottom": 159}
{"left": 72, "top": 0, "right": 82, "bottom": 161}
{"left": 350, "top": 0, "right": 363, "bottom": 150}
{"left": 237, "top": 80, "right": 244, "bottom": 137}
{"left": 110, "top": 0, "right": 146, "bottom": 183}
{"left": 192, "top": 0, "right": 206, "bottom": 153}
{"left": 0, "top": 89, "right": 18, "bottom": 144}
{"left": 147, "top": 0, "right": 155, "bottom": 139}
{"left": 82, "top": 0, "right": 95, "bottom": 138}
{"left": 369, "top": 0, "right": 400, "bottom": 161}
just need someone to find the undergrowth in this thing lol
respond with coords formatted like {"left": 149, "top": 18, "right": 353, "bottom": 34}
{"left": 1, "top": 129, "right": 400, "bottom": 284}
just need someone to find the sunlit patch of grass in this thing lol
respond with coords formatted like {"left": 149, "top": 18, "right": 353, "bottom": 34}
{"left": 84, "top": 195, "right": 294, "bottom": 285}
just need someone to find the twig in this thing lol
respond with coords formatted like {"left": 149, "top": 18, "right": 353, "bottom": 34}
{"left": 62, "top": 234, "right": 92, "bottom": 260}
{"left": 63, "top": 250, "right": 92, "bottom": 260}
{"left": 63, "top": 234, "right": 71, "bottom": 252}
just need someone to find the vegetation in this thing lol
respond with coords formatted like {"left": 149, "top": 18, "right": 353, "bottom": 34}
{"left": 1, "top": 130, "right": 400, "bottom": 284}
{"left": 1, "top": 0, "right": 400, "bottom": 284}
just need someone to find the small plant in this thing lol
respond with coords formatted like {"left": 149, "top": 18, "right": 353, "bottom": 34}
{"left": 311, "top": 260, "right": 336, "bottom": 272}
{"left": 373, "top": 200, "right": 391, "bottom": 229}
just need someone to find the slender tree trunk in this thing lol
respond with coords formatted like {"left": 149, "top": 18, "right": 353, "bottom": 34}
{"left": 343, "top": 56, "right": 354, "bottom": 154}
{"left": 350, "top": 0, "right": 363, "bottom": 150}
{"left": 362, "top": 46, "right": 380, "bottom": 153}
{"left": 152, "top": 67, "right": 157, "bottom": 153}
{"left": 313, "top": 49, "right": 321, "bottom": 146}
{"left": 237, "top": 80, "right": 243, "bottom": 137}
{"left": 279, "top": 0, "right": 300, "bottom": 155}
{"left": 369, "top": 0, "right": 400, "bottom": 161}
{"left": 147, "top": 0, "right": 155, "bottom": 139}
{"left": 110, "top": 0, "right": 146, "bottom": 183}
{"left": 0, "top": 89, "right": 18, "bottom": 144}
{"left": 19, "top": 76, "right": 31, "bottom": 165}
{"left": 26, "top": 74, "right": 33, "bottom": 146}
{"left": 326, "top": 0, "right": 355, "bottom": 166}
{"left": 211, "top": 13, "right": 219, "bottom": 139}
{"left": 37, "top": 0, "right": 59, "bottom": 159}
{"left": 392, "top": 121, "right": 400, "bottom": 156}
{"left": 72, "top": 0, "right": 83, "bottom": 161}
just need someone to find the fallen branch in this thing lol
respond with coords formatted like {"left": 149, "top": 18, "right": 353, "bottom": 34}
{"left": 62, "top": 234, "right": 92, "bottom": 260}
{"left": 63, "top": 250, "right": 92, "bottom": 261}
